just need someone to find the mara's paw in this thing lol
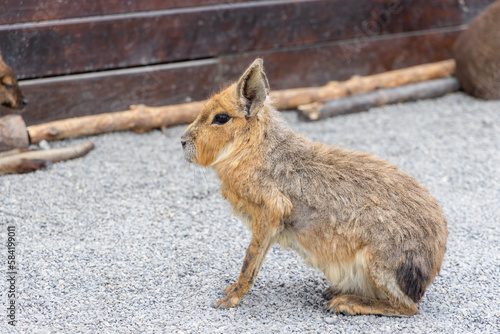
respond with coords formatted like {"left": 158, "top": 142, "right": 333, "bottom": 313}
{"left": 326, "top": 295, "right": 364, "bottom": 316}
{"left": 214, "top": 292, "right": 240, "bottom": 309}
{"left": 322, "top": 287, "right": 343, "bottom": 300}
{"left": 222, "top": 282, "right": 239, "bottom": 295}
{"left": 326, "top": 295, "right": 418, "bottom": 317}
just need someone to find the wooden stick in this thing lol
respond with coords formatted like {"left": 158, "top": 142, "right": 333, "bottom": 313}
{"left": 298, "top": 77, "right": 460, "bottom": 121}
{"left": 0, "top": 115, "right": 29, "bottom": 152}
{"left": 0, "top": 148, "right": 28, "bottom": 158}
{"left": 271, "top": 59, "right": 456, "bottom": 110}
{"left": 0, "top": 159, "right": 47, "bottom": 175}
{"left": 27, "top": 102, "right": 205, "bottom": 144}
{"left": 0, "top": 141, "right": 95, "bottom": 175}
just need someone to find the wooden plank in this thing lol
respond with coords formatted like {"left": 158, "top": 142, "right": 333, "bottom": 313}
{"left": 16, "top": 28, "right": 462, "bottom": 126}
{"left": 219, "top": 27, "right": 463, "bottom": 90}
{"left": 0, "top": 0, "right": 486, "bottom": 80}
{"left": 18, "top": 59, "right": 219, "bottom": 125}
{"left": 0, "top": 0, "right": 263, "bottom": 25}
{"left": 1, "top": 0, "right": 492, "bottom": 26}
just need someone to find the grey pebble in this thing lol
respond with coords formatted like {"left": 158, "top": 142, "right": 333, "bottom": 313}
{"left": 37, "top": 139, "right": 51, "bottom": 151}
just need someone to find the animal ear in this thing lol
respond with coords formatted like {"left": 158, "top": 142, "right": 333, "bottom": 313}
{"left": 235, "top": 58, "right": 270, "bottom": 117}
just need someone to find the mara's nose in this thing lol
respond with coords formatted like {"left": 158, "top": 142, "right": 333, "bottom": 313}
{"left": 21, "top": 97, "right": 28, "bottom": 106}
{"left": 181, "top": 140, "right": 187, "bottom": 148}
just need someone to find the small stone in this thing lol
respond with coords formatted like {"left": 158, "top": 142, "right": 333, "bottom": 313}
{"left": 39, "top": 139, "right": 51, "bottom": 150}
{"left": 323, "top": 316, "right": 337, "bottom": 324}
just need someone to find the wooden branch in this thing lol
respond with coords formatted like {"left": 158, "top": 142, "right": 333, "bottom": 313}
{"left": 0, "top": 159, "right": 47, "bottom": 175}
{"left": 0, "top": 141, "right": 95, "bottom": 175}
{"left": 0, "top": 148, "right": 29, "bottom": 158}
{"left": 27, "top": 102, "right": 205, "bottom": 144}
{"left": 0, "top": 115, "right": 29, "bottom": 152}
{"left": 271, "top": 59, "right": 456, "bottom": 110}
{"left": 298, "top": 77, "right": 460, "bottom": 121}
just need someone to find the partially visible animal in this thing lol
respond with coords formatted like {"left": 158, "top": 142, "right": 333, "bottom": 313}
{"left": 0, "top": 52, "right": 27, "bottom": 110}
{"left": 454, "top": 0, "right": 500, "bottom": 99}
{"left": 180, "top": 59, "right": 448, "bottom": 316}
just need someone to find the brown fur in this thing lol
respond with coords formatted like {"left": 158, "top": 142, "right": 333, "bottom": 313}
{"left": 454, "top": 1, "right": 500, "bottom": 100}
{"left": 0, "top": 52, "right": 26, "bottom": 110}
{"left": 181, "top": 59, "right": 448, "bottom": 316}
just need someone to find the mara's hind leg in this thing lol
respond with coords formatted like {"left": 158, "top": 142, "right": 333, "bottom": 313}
{"left": 325, "top": 251, "right": 422, "bottom": 316}
{"left": 326, "top": 294, "right": 418, "bottom": 317}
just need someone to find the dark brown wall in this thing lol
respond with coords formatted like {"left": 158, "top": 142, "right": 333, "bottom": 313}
{"left": 0, "top": 0, "right": 266, "bottom": 24}
{"left": 0, "top": 0, "right": 496, "bottom": 125}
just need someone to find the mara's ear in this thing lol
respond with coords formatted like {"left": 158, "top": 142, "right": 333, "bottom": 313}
{"left": 235, "top": 58, "right": 270, "bottom": 117}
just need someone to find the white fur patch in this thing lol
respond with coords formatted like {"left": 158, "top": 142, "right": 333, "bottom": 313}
{"left": 274, "top": 236, "right": 380, "bottom": 299}
{"left": 211, "top": 143, "right": 235, "bottom": 166}
{"left": 323, "top": 248, "right": 378, "bottom": 298}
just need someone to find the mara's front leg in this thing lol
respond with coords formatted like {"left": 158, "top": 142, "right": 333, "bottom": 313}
{"left": 215, "top": 220, "right": 276, "bottom": 309}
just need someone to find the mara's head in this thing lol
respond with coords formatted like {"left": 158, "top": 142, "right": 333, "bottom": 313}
{"left": 0, "top": 53, "right": 27, "bottom": 109}
{"left": 181, "top": 58, "right": 271, "bottom": 166}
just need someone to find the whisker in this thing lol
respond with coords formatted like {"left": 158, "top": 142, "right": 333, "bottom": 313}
{"left": 201, "top": 168, "right": 210, "bottom": 192}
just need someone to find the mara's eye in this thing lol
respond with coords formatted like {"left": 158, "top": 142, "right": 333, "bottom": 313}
{"left": 3, "top": 83, "right": 12, "bottom": 90}
{"left": 212, "top": 113, "right": 231, "bottom": 125}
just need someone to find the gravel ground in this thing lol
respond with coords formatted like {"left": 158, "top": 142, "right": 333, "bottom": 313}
{"left": 0, "top": 92, "right": 499, "bottom": 333}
